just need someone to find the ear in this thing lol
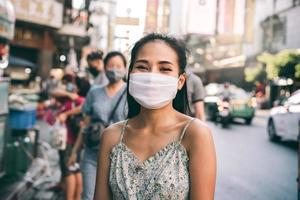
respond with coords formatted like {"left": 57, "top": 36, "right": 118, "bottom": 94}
{"left": 177, "top": 73, "right": 186, "bottom": 90}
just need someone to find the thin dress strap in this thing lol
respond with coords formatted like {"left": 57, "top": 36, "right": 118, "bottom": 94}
{"left": 179, "top": 118, "right": 195, "bottom": 142}
{"left": 120, "top": 119, "right": 129, "bottom": 143}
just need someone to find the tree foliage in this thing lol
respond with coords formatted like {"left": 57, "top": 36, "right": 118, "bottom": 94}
{"left": 295, "top": 63, "right": 300, "bottom": 78}
{"left": 245, "top": 49, "right": 300, "bottom": 83}
{"left": 245, "top": 64, "right": 265, "bottom": 83}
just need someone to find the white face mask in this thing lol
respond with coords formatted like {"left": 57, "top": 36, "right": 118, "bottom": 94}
{"left": 129, "top": 73, "right": 179, "bottom": 109}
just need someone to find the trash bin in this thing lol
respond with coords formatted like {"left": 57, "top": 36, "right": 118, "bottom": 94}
{"left": 9, "top": 108, "right": 36, "bottom": 130}
{"left": 5, "top": 107, "right": 37, "bottom": 177}
{"left": 4, "top": 134, "right": 34, "bottom": 177}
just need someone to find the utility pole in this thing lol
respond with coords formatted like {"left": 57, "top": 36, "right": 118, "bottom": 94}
{"left": 105, "top": 0, "right": 117, "bottom": 51}
{"left": 215, "top": 0, "right": 219, "bottom": 36}
{"left": 88, "top": 0, "right": 117, "bottom": 51}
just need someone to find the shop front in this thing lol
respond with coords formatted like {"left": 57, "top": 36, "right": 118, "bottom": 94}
{"left": 9, "top": 0, "right": 63, "bottom": 81}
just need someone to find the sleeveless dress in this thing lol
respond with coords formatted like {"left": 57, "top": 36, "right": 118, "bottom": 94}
{"left": 109, "top": 118, "right": 195, "bottom": 200}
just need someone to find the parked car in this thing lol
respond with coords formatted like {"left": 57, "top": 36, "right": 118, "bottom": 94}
{"left": 267, "top": 89, "right": 300, "bottom": 141}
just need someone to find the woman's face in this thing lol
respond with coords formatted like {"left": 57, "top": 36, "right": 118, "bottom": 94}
{"left": 131, "top": 40, "right": 185, "bottom": 89}
{"left": 105, "top": 56, "right": 126, "bottom": 71}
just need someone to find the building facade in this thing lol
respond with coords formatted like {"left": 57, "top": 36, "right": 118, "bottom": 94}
{"left": 168, "top": 0, "right": 247, "bottom": 85}
{"left": 243, "top": 0, "right": 300, "bottom": 56}
{"left": 9, "top": 0, "right": 63, "bottom": 79}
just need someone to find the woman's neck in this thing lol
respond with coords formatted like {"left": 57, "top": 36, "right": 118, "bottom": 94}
{"left": 105, "top": 80, "right": 125, "bottom": 97}
{"left": 106, "top": 80, "right": 124, "bottom": 90}
{"left": 136, "top": 104, "right": 178, "bottom": 128}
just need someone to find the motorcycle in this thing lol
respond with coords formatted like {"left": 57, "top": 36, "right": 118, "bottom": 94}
{"left": 204, "top": 96, "right": 231, "bottom": 128}
{"left": 216, "top": 99, "right": 231, "bottom": 128}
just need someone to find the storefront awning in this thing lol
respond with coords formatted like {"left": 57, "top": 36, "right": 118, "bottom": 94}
{"left": 9, "top": 55, "right": 36, "bottom": 68}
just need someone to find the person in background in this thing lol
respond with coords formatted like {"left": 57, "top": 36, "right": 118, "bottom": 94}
{"left": 68, "top": 51, "right": 128, "bottom": 200}
{"left": 54, "top": 51, "right": 107, "bottom": 124}
{"left": 57, "top": 73, "right": 90, "bottom": 125}
{"left": 221, "top": 82, "right": 232, "bottom": 101}
{"left": 186, "top": 70, "right": 206, "bottom": 121}
{"left": 54, "top": 73, "right": 85, "bottom": 200}
{"left": 41, "top": 73, "right": 59, "bottom": 100}
{"left": 93, "top": 33, "right": 216, "bottom": 200}
{"left": 86, "top": 50, "right": 109, "bottom": 87}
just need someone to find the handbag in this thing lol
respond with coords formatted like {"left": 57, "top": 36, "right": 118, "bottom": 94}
{"left": 84, "top": 88, "right": 126, "bottom": 148}
{"left": 51, "top": 122, "right": 67, "bottom": 150}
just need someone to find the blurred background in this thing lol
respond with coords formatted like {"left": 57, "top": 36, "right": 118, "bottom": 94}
{"left": 0, "top": 0, "right": 299, "bottom": 199}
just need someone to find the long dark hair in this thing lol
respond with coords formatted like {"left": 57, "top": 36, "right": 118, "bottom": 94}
{"left": 127, "top": 33, "right": 190, "bottom": 118}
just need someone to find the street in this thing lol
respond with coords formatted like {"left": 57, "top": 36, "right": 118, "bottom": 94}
{"left": 212, "top": 110, "right": 298, "bottom": 200}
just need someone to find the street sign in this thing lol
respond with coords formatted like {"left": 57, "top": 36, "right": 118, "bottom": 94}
{"left": 115, "top": 17, "right": 139, "bottom": 26}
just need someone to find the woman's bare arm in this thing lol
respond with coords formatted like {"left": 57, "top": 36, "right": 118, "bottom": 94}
{"left": 93, "top": 123, "right": 123, "bottom": 200}
{"left": 187, "top": 120, "right": 217, "bottom": 200}
{"left": 68, "top": 116, "right": 89, "bottom": 167}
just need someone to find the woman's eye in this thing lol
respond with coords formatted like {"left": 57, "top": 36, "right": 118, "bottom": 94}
{"left": 135, "top": 65, "right": 148, "bottom": 70}
{"left": 161, "top": 67, "right": 172, "bottom": 72}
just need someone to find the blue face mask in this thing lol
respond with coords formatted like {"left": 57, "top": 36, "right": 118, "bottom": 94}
{"left": 105, "top": 69, "right": 126, "bottom": 83}
{"left": 66, "top": 83, "right": 76, "bottom": 92}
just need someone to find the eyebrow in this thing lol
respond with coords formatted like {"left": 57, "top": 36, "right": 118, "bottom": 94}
{"left": 135, "top": 59, "right": 148, "bottom": 64}
{"left": 135, "top": 59, "right": 174, "bottom": 65}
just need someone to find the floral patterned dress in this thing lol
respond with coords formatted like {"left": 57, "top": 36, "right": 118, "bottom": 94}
{"left": 109, "top": 118, "right": 195, "bottom": 200}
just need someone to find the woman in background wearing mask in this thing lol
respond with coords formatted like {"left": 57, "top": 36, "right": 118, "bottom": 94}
{"left": 94, "top": 33, "right": 216, "bottom": 200}
{"left": 68, "top": 51, "right": 127, "bottom": 200}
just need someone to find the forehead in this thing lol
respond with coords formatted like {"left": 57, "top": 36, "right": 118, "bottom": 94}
{"left": 107, "top": 55, "right": 123, "bottom": 63}
{"left": 88, "top": 59, "right": 101, "bottom": 64}
{"left": 106, "top": 56, "right": 125, "bottom": 67}
{"left": 136, "top": 41, "right": 178, "bottom": 62}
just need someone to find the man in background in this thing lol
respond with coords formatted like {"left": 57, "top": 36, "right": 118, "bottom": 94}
{"left": 86, "top": 51, "right": 108, "bottom": 87}
{"left": 186, "top": 70, "right": 206, "bottom": 121}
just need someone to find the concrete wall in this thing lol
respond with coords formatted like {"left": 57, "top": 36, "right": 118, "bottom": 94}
{"left": 284, "top": 6, "right": 300, "bottom": 49}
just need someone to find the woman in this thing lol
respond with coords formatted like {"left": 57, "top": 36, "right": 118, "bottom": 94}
{"left": 55, "top": 73, "right": 86, "bottom": 200}
{"left": 94, "top": 33, "right": 216, "bottom": 200}
{"left": 68, "top": 51, "right": 128, "bottom": 200}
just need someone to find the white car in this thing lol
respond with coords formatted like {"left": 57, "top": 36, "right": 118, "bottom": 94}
{"left": 267, "top": 89, "right": 300, "bottom": 141}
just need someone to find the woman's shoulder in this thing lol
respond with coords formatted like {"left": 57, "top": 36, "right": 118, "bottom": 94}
{"left": 101, "top": 120, "right": 127, "bottom": 151}
{"left": 88, "top": 85, "right": 106, "bottom": 94}
{"left": 85, "top": 85, "right": 106, "bottom": 100}
{"left": 182, "top": 118, "right": 213, "bottom": 151}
